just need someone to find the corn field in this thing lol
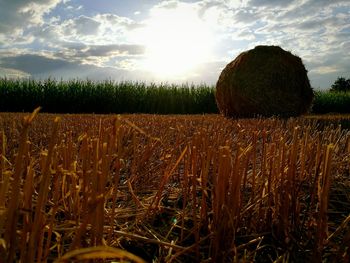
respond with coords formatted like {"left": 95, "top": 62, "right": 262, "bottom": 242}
{"left": 0, "top": 109, "right": 350, "bottom": 262}
{"left": 0, "top": 79, "right": 217, "bottom": 114}
{"left": 1, "top": 78, "right": 350, "bottom": 115}
{"left": 313, "top": 91, "right": 350, "bottom": 114}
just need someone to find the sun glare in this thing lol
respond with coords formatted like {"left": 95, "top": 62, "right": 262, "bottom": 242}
{"left": 137, "top": 5, "right": 214, "bottom": 78}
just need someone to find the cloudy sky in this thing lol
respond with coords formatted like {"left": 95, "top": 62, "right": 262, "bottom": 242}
{"left": 0, "top": 0, "right": 349, "bottom": 89}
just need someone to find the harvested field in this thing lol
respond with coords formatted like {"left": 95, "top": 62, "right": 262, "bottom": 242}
{"left": 0, "top": 110, "right": 350, "bottom": 262}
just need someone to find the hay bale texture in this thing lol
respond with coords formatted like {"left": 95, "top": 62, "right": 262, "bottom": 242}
{"left": 215, "top": 45, "right": 314, "bottom": 117}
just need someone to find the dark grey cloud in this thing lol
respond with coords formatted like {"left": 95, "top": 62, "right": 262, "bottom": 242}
{"left": 47, "top": 43, "right": 145, "bottom": 65}
{"left": 0, "top": 53, "right": 150, "bottom": 81}
{"left": 274, "top": 0, "right": 349, "bottom": 22}
{"left": 248, "top": 0, "right": 296, "bottom": 7}
{"left": 73, "top": 15, "right": 101, "bottom": 35}
{"left": 79, "top": 44, "right": 145, "bottom": 57}
{"left": 305, "top": 0, "right": 349, "bottom": 7}
{"left": 0, "top": 54, "right": 72, "bottom": 75}
{"left": 0, "top": 51, "right": 229, "bottom": 84}
{"left": 296, "top": 19, "right": 327, "bottom": 31}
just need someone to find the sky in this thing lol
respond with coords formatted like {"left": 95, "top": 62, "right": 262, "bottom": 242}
{"left": 0, "top": 0, "right": 349, "bottom": 89}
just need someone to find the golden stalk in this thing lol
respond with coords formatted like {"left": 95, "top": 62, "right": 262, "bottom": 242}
{"left": 4, "top": 107, "right": 40, "bottom": 262}
{"left": 27, "top": 116, "right": 60, "bottom": 263}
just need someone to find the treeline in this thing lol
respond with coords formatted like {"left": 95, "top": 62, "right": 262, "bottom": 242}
{"left": 0, "top": 78, "right": 349, "bottom": 114}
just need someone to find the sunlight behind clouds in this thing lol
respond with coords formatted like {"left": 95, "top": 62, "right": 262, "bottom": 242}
{"left": 133, "top": 2, "right": 215, "bottom": 79}
{"left": 0, "top": 0, "right": 349, "bottom": 88}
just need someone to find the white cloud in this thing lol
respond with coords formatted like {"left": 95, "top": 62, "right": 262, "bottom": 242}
{"left": 30, "top": 12, "right": 144, "bottom": 50}
{"left": 0, "top": 7, "right": 146, "bottom": 72}
{"left": 69, "top": 15, "right": 101, "bottom": 35}
{"left": 0, "top": 0, "right": 62, "bottom": 33}
{"left": 52, "top": 14, "right": 142, "bottom": 45}
{"left": 153, "top": 0, "right": 180, "bottom": 10}
{"left": 0, "top": 0, "right": 349, "bottom": 88}
{"left": 310, "top": 66, "right": 339, "bottom": 74}
{"left": 116, "top": 59, "right": 140, "bottom": 71}
{"left": 195, "top": 0, "right": 350, "bottom": 88}
{"left": 0, "top": 0, "right": 63, "bottom": 48}
{"left": 0, "top": 67, "right": 30, "bottom": 78}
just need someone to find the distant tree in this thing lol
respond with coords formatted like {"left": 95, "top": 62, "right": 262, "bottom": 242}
{"left": 330, "top": 77, "right": 350, "bottom": 92}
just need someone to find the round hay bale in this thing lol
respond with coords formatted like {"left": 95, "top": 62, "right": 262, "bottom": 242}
{"left": 215, "top": 45, "right": 314, "bottom": 117}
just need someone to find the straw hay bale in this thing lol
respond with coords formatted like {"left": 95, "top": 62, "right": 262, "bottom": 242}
{"left": 215, "top": 45, "right": 314, "bottom": 117}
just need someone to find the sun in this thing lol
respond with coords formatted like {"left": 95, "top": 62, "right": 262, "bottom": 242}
{"left": 137, "top": 4, "right": 214, "bottom": 78}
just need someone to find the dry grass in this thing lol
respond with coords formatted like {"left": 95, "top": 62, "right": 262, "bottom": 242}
{"left": 0, "top": 110, "right": 349, "bottom": 262}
